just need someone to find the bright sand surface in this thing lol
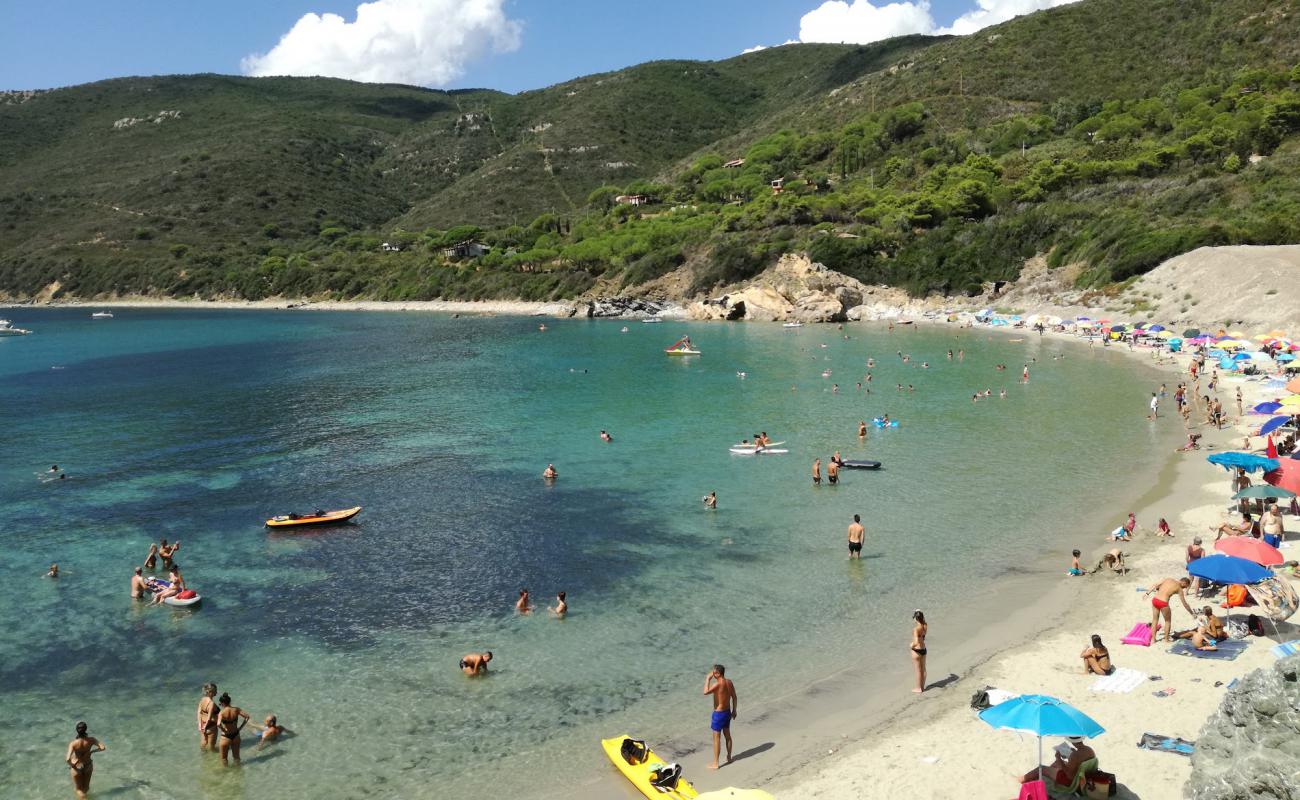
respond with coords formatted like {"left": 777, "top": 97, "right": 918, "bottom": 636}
{"left": 772, "top": 329, "right": 1293, "bottom": 800}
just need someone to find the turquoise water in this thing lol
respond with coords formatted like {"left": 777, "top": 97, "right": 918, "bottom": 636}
{"left": 0, "top": 310, "right": 1167, "bottom": 798}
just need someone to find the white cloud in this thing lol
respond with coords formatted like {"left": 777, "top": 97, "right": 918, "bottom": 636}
{"left": 796, "top": 0, "right": 1083, "bottom": 44}
{"left": 241, "top": 0, "right": 522, "bottom": 87}
{"left": 742, "top": 44, "right": 769, "bottom": 54}
{"left": 798, "top": 1, "right": 936, "bottom": 45}
{"left": 940, "top": 0, "right": 1081, "bottom": 35}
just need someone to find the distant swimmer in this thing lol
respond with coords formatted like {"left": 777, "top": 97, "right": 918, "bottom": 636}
{"left": 947, "top": 350, "right": 953, "bottom": 360}
{"left": 460, "top": 651, "right": 492, "bottom": 676}
{"left": 867, "top": 358, "right": 875, "bottom": 368}
{"left": 921, "top": 362, "right": 929, "bottom": 368}
{"left": 847, "top": 514, "right": 864, "bottom": 559}
{"left": 600, "top": 430, "right": 613, "bottom": 442}
{"left": 1022, "top": 364, "right": 1029, "bottom": 383}
{"left": 703, "top": 664, "right": 738, "bottom": 769}
{"left": 832, "top": 383, "right": 839, "bottom": 393}
{"left": 858, "top": 421, "right": 868, "bottom": 438}
{"left": 48, "top": 464, "right": 60, "bottom": 473}
{"left": 46, "top": 563, "right": 59, "bottom": 578}
{"left": 759, "top": 432, "right": 771, "bottom": 446}
{"left": 538, "top": 324, "right": 547, "bottom": 331}
{"left": 65, "top": 721, "right": 106, "bottom": 800}
{"left": 254, "top": 715, "right": 290, "bottom": 749}
{"left": 703, "top": 491, "right": 717, "bottom": 509}
{"left": 551, "top": 592, "right": 567, "bottom": 617}
{"left": 130, "top": 567, "right": 148, "bottom": 599}
{"left": 812, "top": 458, "right": 822, "bottom": 486}
{"left": 736, "top": 371, "right": 746, "bottom": 378}
{"left": 543, "top": 464, "right": 558, "bottom": 480}
{"left": 143, "top": 544, "right": 159, "bottom": 572}
{"left": 515, "top": 588, "right": 534, "bottom": 614}
{"left": 827, "top": 459, "right": 839, "bottom": 485}
{"left": 999, "top": 389, "right": 1006, "bottom": 399}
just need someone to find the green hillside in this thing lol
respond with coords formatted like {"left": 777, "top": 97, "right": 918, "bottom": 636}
{"left": 1, "top": 0, "right": 1299, "bottom": 302}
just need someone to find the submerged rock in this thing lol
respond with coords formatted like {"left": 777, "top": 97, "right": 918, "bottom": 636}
{"left": 1186, "top": 653, "right": 1300, "bottom": 799}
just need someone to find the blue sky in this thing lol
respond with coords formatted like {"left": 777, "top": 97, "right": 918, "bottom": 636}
{"left": 0, "top": 1, "right": 1056, "bottom": 92}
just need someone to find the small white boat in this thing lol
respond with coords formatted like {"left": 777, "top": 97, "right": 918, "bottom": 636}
{"left": 91, "top": 311, "right": 114, "bottom": 319}
{"left": 641, "top": 318, "right": 663, "bottom": 324}
{"left": 0, "top": 320, "right": 31, "bottom": 336}
{"left": 782, "top": 322, "right": 803, "bottom": 328}
{"left": 730, "top": 447, "right": 789, "bottom": 455}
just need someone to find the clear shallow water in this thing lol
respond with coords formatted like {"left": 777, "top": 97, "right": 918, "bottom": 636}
{"left": 0, "top": 310, "right": 1166, "bottom": 798}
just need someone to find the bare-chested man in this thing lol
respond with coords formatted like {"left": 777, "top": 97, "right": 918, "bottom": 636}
{"left": 827, "top": 459, "right": 839, "bottom": 485}
{"left": 847, "top": 514, "right": 864, "bottom": 559}
{"left": 812, "top": 458, "right": 822, "bottom": 486}
{"left": 704, "top": 664, "right": 737, "bottom": 769}
{"left": 158, "top": 539, "right": 180, "bottom": 570}
{"left": 65, "top": 721, "right": 105, "bottom": 800}
{"left": 460, "top": 651, "right": 492, "bottom": 675}
{"left": 130, "top": 567, "right": 148, "bottom": 599}
{"left": 1145, "top": 577, "right": 1194, "bottom": 643}
{"left": 515, "top": 588, "right": 533, "bottom": 614}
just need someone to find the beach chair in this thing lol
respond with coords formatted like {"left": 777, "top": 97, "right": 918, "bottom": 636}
{"left": 1017, "top": 780, "right": 1048, "bottom": 800}
{"left": 1047, "top": 757, "right": 1098, "bottom": 798}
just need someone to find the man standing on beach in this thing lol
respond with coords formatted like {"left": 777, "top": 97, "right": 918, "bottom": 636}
{"left": 1145, "top": 577, "right": 1194, "bottom": 643}
{"left": 704, "top": 665, "right": 737, "bottom": 769}
{"left": 848, "top": 514, "right": 864, "bottom": 559}
{"left": 1147, "top": 392, "right": 1159, "bottom": 420}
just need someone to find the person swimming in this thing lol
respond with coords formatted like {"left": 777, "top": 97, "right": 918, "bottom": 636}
{"left": 460, "top": 651, "right": 492, "bottom": 675}
{"left": 515, "top": 588, "right": 533, "bottom": 613}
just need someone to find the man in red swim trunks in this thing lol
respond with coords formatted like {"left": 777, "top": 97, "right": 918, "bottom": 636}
{"left": 1145, "top": 577, "right": 1194, "bottom": 643}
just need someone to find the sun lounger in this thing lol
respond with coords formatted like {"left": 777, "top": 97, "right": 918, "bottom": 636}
{"left": 1137, "top": 732, "right": 1195, "bottom": 757}
{"left": 1046, "top": 757, "right": 1098, "bottom": 798}
{"left": 1089, "top": 667, "right": 1146, "bottom": 694}
{"left": 1168, "top": 639, "right": 1249, "bottom": 660}
{"left": 1017, "top": 780, "right": 1048, "bottom": 800}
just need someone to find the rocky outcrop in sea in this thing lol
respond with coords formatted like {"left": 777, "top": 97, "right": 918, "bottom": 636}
{"left": 1186, "top": 652, "right": 1300, "bottom": 799}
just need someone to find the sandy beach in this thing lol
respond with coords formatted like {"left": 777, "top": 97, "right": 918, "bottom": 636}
{"left": 764, "top": 323, "right": 1293, "bottom": 799}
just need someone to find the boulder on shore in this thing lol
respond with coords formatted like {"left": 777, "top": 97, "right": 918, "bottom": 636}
{"left": 1186, "top": 653, "right": 1300, "bottom": 799}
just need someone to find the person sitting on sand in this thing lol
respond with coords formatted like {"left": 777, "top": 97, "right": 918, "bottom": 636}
{"left": 1212, "top": 513, "right": 1252, "bottom": 541}
{"left": 1068, "top": 550, "right": 1084, "bottom": 576}
{"left": 1145, "top": 577, "right": 1194, "bottom": 643}
{"left": 1156, "top": 518, "right": 1173, "bottom": 538}
{"left": 543, "top": 464, "right": 557, "bottom": 480}
{"left": 1201, "top": 606, "right": 1227, "bottom": 641}
{"left": 253, "top": 714, "right": 290, "bottom": 749}
{"left": 460, "top": 651, "right": 492, "bottom": 675}
{"left": 1020, "top": 736, "right": 1095, "bottom": 788}
{"left": 1080, "top": 635, "right": 1112, "bottom": 675}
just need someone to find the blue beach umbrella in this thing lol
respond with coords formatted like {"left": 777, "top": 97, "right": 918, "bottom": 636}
{"left": 979, "top": 694, "right": 1105, "bottom": 782}
{"left": 1187, "top": 554, "right": 1272, "bottom": 585}
{"left": 1232, "top": 352, "right": 1252, "bottom": 361}
{"left": 1279, "top": 354, "right": 1296, "bottom": 362}
{"left": 1147, "top": 324, "right": 1166, "bottom": 332}
{"left": 1255, "top": 402, "right": 1284, "bottom": 414}
{"left": 1207, "top": 452, "right": 1280, "bottom": 473}
{"left": 1261, "top": 416, "right": 1292, "bottom": 436}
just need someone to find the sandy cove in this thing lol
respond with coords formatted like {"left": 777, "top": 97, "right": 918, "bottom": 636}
{"left": 770, "top": 326, "right": 1293, "bottom": 800}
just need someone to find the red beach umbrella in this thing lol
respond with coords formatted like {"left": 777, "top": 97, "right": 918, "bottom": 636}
{"left": 1265, "top": 458, "right": 1300, "bottom": 495}
{"left": 1214, "top": 537, "right": 1284, "bottom": 566}
{"left": 1267, "top": 435, "right": 1278, "bottom": 459}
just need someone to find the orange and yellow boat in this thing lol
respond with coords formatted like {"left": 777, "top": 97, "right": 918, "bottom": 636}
{"left": 265, "top": 506, "right": 362, "bottom": 528}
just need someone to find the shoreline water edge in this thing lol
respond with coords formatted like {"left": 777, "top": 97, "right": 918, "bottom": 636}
{"left": 8, "top": 300, "right": 1291, "bottom": 800}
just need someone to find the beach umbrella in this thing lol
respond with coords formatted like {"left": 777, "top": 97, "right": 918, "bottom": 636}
{"left": 1111, "top": 324, "right": 1128, "bottom": 333}
{"left": 1206, "top": 452, "right": 1280, "bottom": 473}
{"left": 1186, "top": 554, "right": 1272, "bottom": 585}
{"left": 1267, "top": 436, "right": 1278, "bottom": 460}
{"left": 1260, "top": 416, "right": 1292, "bottom": 436}
{"left": 1286, "top": 377, "right": 1300, "bottom": 394}
{"left": 1265, "top": 458, "right": 1300, "bottom": 495}
{"left": 1231, "top": 483, "right": 1295, "bottom": 501}
{"left": 1215, "top": 537, "right": 1285, "bottom": 566}
{"left": 1229, "top": 330, "right": 1246, "bottom": 338}
{"left": 1253, "top": 403, "right": 1283, "bottom": 414}
{"left": 1281, "top": 395, "right": 1300, "bottom": 407}
{"left": 1183, "top": 328, "right": 1201, "bottom": 338}
{"left": 1279, "top": 354, "right": 1295, "bottom": 362}
{"left": 1232, "top": 352, "right": 1252, "bottom": 361}
{"left": 1246, "top": 577, "right": 1299, "bottom": 623}
{"left": 978, "top": 694, "right": 1105, "bottom": 783}
{"left": 1148, "top": 324, "right": 1165, "bottom": 332}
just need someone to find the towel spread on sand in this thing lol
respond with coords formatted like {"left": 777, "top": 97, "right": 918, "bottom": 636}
{"left": 1137, "top": 733, "right": 1195, "bottom": 756}
{"left": 1089, "top": 667, "right": 1147, "bottom": 694}
{"left": 1271, "top": 640, "right": 1300, "bottom": 659}
{"left": 1168, "top": 638, "right": 1250, "bottom": 660}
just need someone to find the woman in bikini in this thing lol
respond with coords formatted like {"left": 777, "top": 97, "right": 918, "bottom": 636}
{"left": 1080, "top": 634, "right": 1112, "bottom": 675}
{"left": 910, "top": 610, "right": 928, "bottom": 694}
{"left": 65, "top": 721, "right": 105, "bottom": 800}
{"left": 216, "top": 692, "right": 250, "bottom": 766}
{"left": 197, "top": 683, "right": 220, "bottom": 751}
{"left": 143, "top": 543, "right": 159, "bottom": 571}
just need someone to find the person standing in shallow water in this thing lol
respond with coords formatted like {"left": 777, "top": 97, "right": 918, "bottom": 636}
{"left": 197, "top": 682, "right": 220, "bottom": 751}
{"left": 847, "top": 514, "right": 864, "bottom": 559}
{"left": 65, "top": 721, "right": 105, "bottom": 799}
{"left": 216, "top": 692, "right": 250, "bottom": 766}
{"left": 910, "top": 610, "right": 928, "bottom": 693}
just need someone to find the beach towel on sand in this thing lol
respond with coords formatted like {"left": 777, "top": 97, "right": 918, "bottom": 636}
{"left": 1137, "top": 733, "right": 1195, "bottom": 757}
{"left": 1168, "top": 639, "right": 1249, "bottom": 660}
{"left": 1089, "top": 667, "right": 1146, "bottom": 694}
{"left": 1121, "top": 622, "right": 1157, "bottom": 646}
{"left": 1271, "top": 640, "right": 1300, "bottom": 659}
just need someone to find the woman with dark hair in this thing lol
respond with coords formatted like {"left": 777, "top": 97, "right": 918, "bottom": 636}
{"left": 216, "top": 692, "right": 250, "bottom": 766}
{"left": 1080, "top": 635, "right": 1112, "bottom": 675}
{"left": 911, "top": 610, "right": 928, "bottom": 694}
{"left": 65, "top": 721, "right": 105, "bottom": 799}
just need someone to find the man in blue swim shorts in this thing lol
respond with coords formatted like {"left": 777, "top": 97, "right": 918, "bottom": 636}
{"left": 703, "top": 664, "right": 737, "bottom": 769}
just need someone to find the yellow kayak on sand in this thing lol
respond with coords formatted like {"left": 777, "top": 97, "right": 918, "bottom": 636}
{"left": 601, "top": 735, "right": 698, "bottom": 799}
